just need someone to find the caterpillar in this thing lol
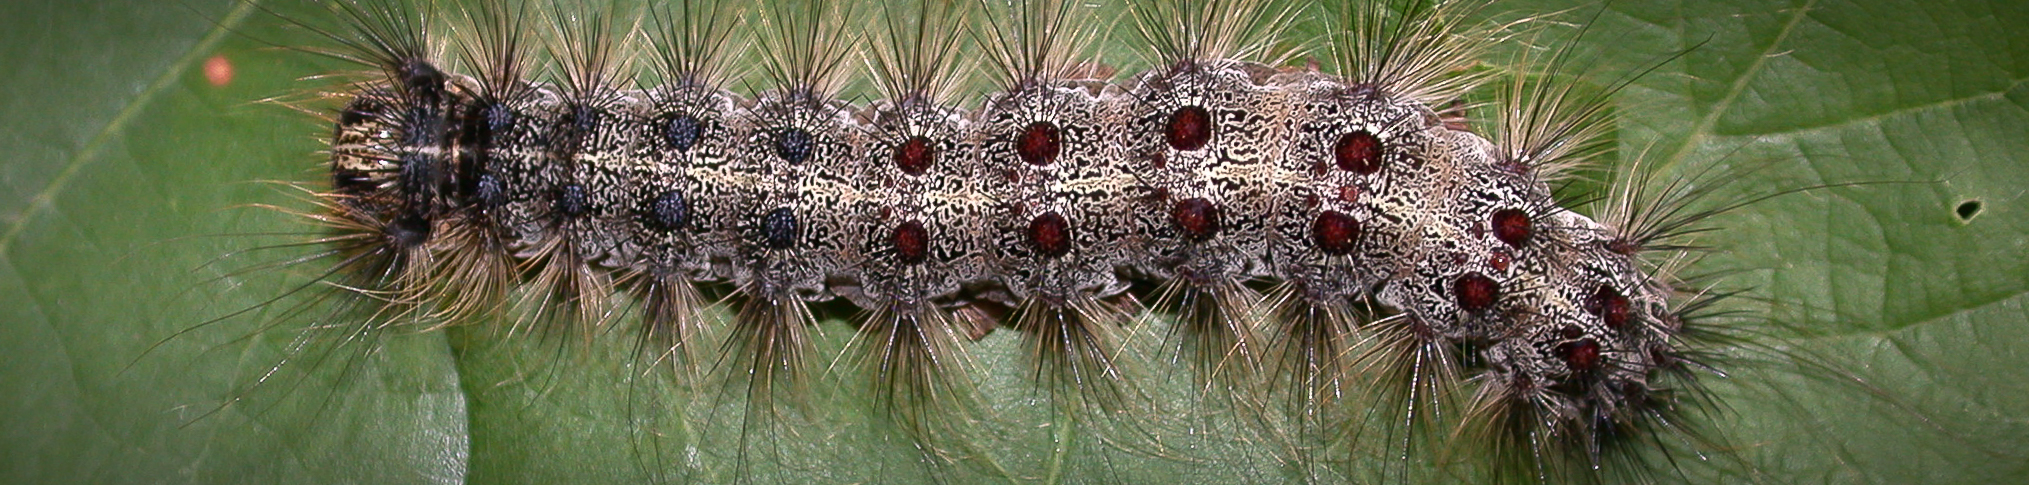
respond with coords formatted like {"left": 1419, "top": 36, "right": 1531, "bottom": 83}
{"left": 103, "top": 0, "right": 2011, "bottom": 483}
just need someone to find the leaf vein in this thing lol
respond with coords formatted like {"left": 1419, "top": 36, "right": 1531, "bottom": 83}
{"left": 1653, "top": 0, "right": 1819, "bottom": 174}
{"left": 0, "top": 1, "right": 261, "bottom": 256}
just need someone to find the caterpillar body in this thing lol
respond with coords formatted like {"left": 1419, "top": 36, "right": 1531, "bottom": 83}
{"left": 220, "top": 0, "right": 1796, "bottom": 482}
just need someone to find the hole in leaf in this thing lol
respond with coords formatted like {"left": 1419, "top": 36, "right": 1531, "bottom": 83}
{"left": 1955, "top": 199, "right": 1983, "bottom": 222}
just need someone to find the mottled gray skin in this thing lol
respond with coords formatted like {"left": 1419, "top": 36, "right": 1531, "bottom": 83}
{"left": 1124, "top": 59, "right": 1289, "bottom": 289}
{"left": 834, "top": 98, "right": 995, "bottom": 312}
{"left": 971, "top": 78, "right": 1138, "bottom": 306}
{"left": 620, "top": 84, "right": 748, "bottom": 283}
{"left": 331, "top": 57, "right": 1678, "bottom": 446}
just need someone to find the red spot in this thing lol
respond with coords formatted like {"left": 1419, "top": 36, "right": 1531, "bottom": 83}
{"left": 892, "top": 220, "right": 929, "bottom": 264}
{"left": 1015, "top": 121, "right": 1061, "bottom": 166}
{"left": 1453, "top": 272, "right": 1499, "bottom": 312}
{"left": 1027, "top": 211, "right": 1071, "bottom": 258}
{"left": 1558, "top": 338, "right": 1601, "bottom": 373}
{"left": 894, "top": 136, "right": 935, "bottom": 175}
{"left": 1591, "top": 286, "right": 1631, "bottom": 329}
{"left": 1171, "top": 197, "right": 1221, "bottom": 242}
{"left": 204, "top": 54, "right": 233, "bottom": 87}
{"left": 1337, "top": 185, "right": 1361, "bottom": 204}
{"left": 1310, "top": 210, "right": 1361, "bottom": 255}
{"left": 1165, "top": 106, "right": 1212, "bottom": 151}
{"left": 1333, "top": 130, "right": 1382, "bottom": 174}
{"left": 1488, "top": 250, "right": 1512, "bottom": 272}
{"left": 1491, "top": 208, "right": 1532, "bottom": 248}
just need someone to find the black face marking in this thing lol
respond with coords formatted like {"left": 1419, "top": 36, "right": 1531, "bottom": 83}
{"left": 891, "top": 220, "right": 929, "bottom": 265}
{"left": 1171, "top": 197, "right": 1221, "bottom": 242}
{"left": 895, "top": 136, "right": 935, "bottom": 175}
{"left": 644, "top": 190, "right": 688, "bottom": 232}
{"left": 1026, "top": 211, "right": 1071, "bottom": 258}
{"left": 555, "top": 184, "right": 588, "bottom": 218}
{"left": 1334, "top": 129, "right": 1382, "bottom": 174}
{"left": 1165, "top": 106, "right": 1212, "bottom": 151}
{"left": 662, "top": 112, "right": 703, "bottom": 152}
{"left": 1015, "top": 121, "right": 1061, "bottom": 166}
{"left": 774, "top": 128, "right": 814, "bottom": 164}
{"left": 761, "top": 207, "right": 799, "bottom": 249}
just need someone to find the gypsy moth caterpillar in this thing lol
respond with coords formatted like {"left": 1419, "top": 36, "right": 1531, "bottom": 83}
{"left": 51, "top": 0, "right": 2012, "bottom": 485}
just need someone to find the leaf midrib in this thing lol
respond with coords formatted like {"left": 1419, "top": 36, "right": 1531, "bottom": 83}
{"left": 1650, "top": 0, "right": 1818, "bottom": 176}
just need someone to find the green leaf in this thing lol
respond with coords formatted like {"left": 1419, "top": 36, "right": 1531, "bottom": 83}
{"left": 1, "top": 0, "right": 2022, "bottom": 483}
